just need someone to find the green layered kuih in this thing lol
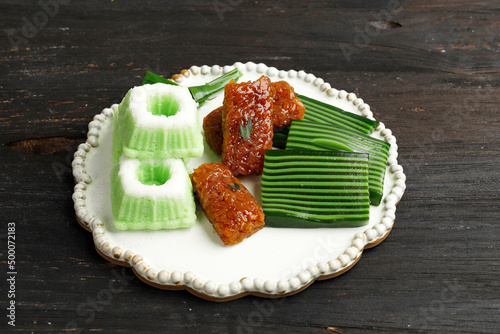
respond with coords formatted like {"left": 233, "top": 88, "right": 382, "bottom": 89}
{"left": 275, "top": 94, "right": 379, "bottom": 147}
{"left": 110, "top": 159, "right": 196, "bottom": 230}
{"left": 116, "top": 87, "right": 203, "bottom": 160}
{"left": 261, "top": 150, "right": 370, "bottom": 228}
{"left": 286, "top": 120, "right": 390, "bottom": 206}
{"left": 296, "top": 93, "right": 379, "bottom": 134}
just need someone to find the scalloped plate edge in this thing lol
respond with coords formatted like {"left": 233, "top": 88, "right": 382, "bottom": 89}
{"left": 72, "top": 62, "right": 406, "bottom": 301}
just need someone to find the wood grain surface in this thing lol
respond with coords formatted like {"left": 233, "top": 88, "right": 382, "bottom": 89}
{"left": 1, "top": 0, "right": 499, "bottom": 333}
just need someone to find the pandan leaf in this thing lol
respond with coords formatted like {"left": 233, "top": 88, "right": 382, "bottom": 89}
{"left": 227, "top": 182, "right": 241, "bottom": 190}
{"left": 141, "top": 71, "right": 180, "bottom": 86}
{"left": 239, "top": 116, "right": 253, "bottom": 140}
{"left": 141, "top": 68, "right": 243, "bottom": 105}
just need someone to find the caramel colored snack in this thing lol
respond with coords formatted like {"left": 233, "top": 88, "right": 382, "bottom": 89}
{"left": 221, "top": 76, "right": 274, "bottom": 175}
{"left": 203, "top": 106, "right": 224, "bottom": 155}
{"left": 204, "top": 80, "right": 304, "bottom": 156}
{"left": 271, "top": 80, "right": 305, "bottom": 131}
{"left": 191, "top": 163, "right": 265, "bottom": 245}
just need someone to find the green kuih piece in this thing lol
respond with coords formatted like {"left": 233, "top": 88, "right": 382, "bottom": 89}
{"left": 110, "top": 156, "right": 196, "bottom": 230}
{"left": 115, "top": 83, "right": 203, "bottom": 160}
{"left": 286, "top": 120, "right": 390, "bottom": 206}
{"left": 296, "top": 93, "right": 379, "bottom": 134}
{"left": 261, "top": 150, "right": 371, "bottom": 228}
{"left": 111, "top": 110, "right": 123, "bottom": 164}
{"left": 272, "top": 94, "right": 379, "bottom": 149}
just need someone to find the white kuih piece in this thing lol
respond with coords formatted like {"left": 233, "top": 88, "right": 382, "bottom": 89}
{"left": 113, "top": 83, "right": 203, "bottom": 161}
{"left": 110, "top": 156, "right": 196, "bottom": 230}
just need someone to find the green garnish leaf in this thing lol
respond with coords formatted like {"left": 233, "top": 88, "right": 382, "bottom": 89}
{"left": 239, "top": 116, "right": 253, "bottom": 140}
{"left": 142, "top": 71, "right": 180, "bottom": 86}
{"left": 188, "top": 68, "right": 243, "bottom": 105}
{"left": 140, "top": 68, "right": 243, "bottom": 105}
{"left": 196, "top": 95, "right": 217, "bottom": 107}
{"left": 227, "top": 182, "right": 240, "bottom": 190}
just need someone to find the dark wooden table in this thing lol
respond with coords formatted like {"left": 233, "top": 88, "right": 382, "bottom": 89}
{"left": 2, "top": 1, "right": 499, "bottom": 333}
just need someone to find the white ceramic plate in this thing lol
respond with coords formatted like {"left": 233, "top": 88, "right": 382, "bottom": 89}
{"left": 72, "top": 62, "right": 406, "bottom": 301}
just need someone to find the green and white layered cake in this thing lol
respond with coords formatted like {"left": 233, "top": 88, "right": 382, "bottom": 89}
{"left": 110, "top": 82, "right": 203, "bottom": 230}
{"left": 114, "top": 83, "right": 203, "bottom": 160}
{"left": 110, "top": 156, "right": 196, "bottom": 230}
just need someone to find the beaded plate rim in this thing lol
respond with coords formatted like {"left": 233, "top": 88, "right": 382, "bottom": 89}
{"left": 72, "top": 61, "right": 406, "bottom": 302}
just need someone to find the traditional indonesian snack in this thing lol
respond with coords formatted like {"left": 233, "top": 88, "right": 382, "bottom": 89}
{"left": 296, "top": 93, "right": 379, "bottom": 134}
{"left": 190, "top": 163, "right": 265, "bottom": 245}
{"left": 110, "top": 156, "right": 196, "bottom": 230}
{"left": 222, "top": 76, "right": 274, "bottom": 175}
{"left": 115, "top": 83, "right": 203, "bottom": 160}
{"left": 111, "top": 110, "right": 123, "bottom": 164}
{"left": 203, "top": 106, "right": 223, "bottom": 155}
{"left": 270, "top": 81, "right": 305, "bottom": 131}
{"left": 286, "top": 120, "right": 390, "bottom": 206}
{"left": 272, "top": 128, "right": 289, "bottom": 149}
{"left": 261, "top": 150, "right": 370, "bottom": 228}
{"left": 203, "top": 80, "right": 305, "bottom": 154}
